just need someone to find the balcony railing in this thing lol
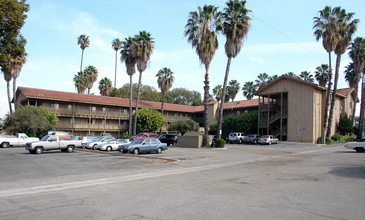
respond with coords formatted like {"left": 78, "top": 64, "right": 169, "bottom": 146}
{"left": 57, "top": 122, "right": 124, "bottom": 131}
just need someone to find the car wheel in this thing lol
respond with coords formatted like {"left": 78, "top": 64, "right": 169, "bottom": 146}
{"left": 254, "top": 140, "right": 257, "bottom": 144}
{"left": 66, "top": 146, "right": 74, "bottom": 153}
{"left": 156, "top": 147, "right": 162, "bottom": 154}
{"left": 269, "top": 141, "right": 272, "bottom": 145}
{"left": 355, "top": 147, "right": 364, "bottom": 152}
{"left": 35, "top": 147, "right": 43, "bottom": 154}
{"left": 106, "top": 146, "right": 112, "bottom": 151}
{"left": 133, "top": 148, "right": 139, "bottom": 155}
{"left": 92, "top": 144, "right": 97, "bottom": 150}
{"left": 230, "top": 141, "right": 233, "bottom": 144}
{"left": 276, "top": 141, "right": 279, "bottom": 144}
{"left": 239, "top": 139, "right": 242, "bottom": 144}
{"left": 29, "top": 149, "right": 34, "bottom": 154}
{"left": 1, "top": 142, "right": 10, "bottom": 148}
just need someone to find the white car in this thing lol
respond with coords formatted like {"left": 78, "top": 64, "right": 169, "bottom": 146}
{"left": 344, "top": 139, "right": 365, "bottom": 152}
{"left": 95, "top": 139, "right": 131, "bottom": 151}
{"left": 258, "top": 135, "right": 279, "bottom": 145}
{"left": 83, "top": 137, "right": 115, "bottom": 150}
{"left": 228, "top": 132, "right": 246, "bottom": 144}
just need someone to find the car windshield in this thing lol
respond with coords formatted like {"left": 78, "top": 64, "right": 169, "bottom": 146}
{"left": 261, "top": 136, "right": 269, "bottom": 138}
{"left": 94, "top": 137, "right": 103, "bottom": 142}
{"left": 158, "top": 135, "right": 164, "bottom": 138}
{"left": 132, "top": 139, "right": 144, "bottom": 144}
{"left": 41, "top": 135, "right": 50, "bottom": 141}
{"left": 136, "top": 133, "right": 144, "bottom": 137}
{"left": 107, "top": 140, "right": 116, "bottom": 144}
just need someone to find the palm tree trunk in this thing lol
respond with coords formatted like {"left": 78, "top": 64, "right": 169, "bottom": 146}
{"left": 217, "top": 56, "right": 232, "bottom": 140}
{"left": 159, "top": 91, "right": 165, "bottom": 135}
{"left": 133, "top": 71, "right": 143, "bottom": 135}
{"left": 327, "top": 53, "right": 341, "bottom": 138}
{"left": 128, "top": 74, "right": 133, "bottom": 136}
{"left": 352, "top": 83, "right": 359, "bottom": 125}
{"left": 322, "top": 52, "right": 333, "bottom": 142}
{"left": 13, "top": 77, "right": 17, "bottom": 108}
{"left": 359, "top": 75, "right": 365, "bottom": 138}
{"left": 203, "top": 64, "right": 210, "bottom": 146}
{"left": 7, "top": 80, "right": 12, "bottom": 114}
{"left": 114, "top": 50, "right": 117, "bottom": 88}
{"left": 80, "top": 49, "right": 84, "bottom": 72}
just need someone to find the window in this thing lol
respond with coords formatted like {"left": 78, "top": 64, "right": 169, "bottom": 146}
{"left": 172, "top": 113, "right": 176, "bottom": 117}
{"left": 91, "top": 106, "right": 96, "bottom": 112}
{"left": 181, "top": 113, "right": 185, "bottom": 117}
{"left": 122, "top": 109, "right": 128, "bottom": 114}
{"left": 50, "top": 103, "right": 59, "bottom": 110}
{"left": 68, "top": 104, "right": 73, "bottom": 111}
{"left": 103, "top": 107, "right": 110, "bottom": 113}
{"left": 122, "top": 121, "right": 127, "bottom": 125}
{"left": 90, "top": 119, "right": 96, "bottom": 124}
{"left": 66, "top": 118, "right": 73, "bottom": 124}
{"left": 236, "top": 110, "right": 240, "bottom": 115}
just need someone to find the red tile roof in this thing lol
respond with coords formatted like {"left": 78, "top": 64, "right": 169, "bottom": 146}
{"left": 337, "top": 88, "right": 354, "bottom": 97}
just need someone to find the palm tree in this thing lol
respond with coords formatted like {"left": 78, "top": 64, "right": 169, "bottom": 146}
{"left": 314, "top": 64, "right": 330, "bottom": 87}
{"left": 120, "top": 36, "right": 137, "bottom": 136}
{"left": 285, "top": 72, "right": 297, "bottom": 78}
{"left": 185, "top": 5, "right": 221, "bottom": 144}
{"left": 327, "top": 7, "right": 359, "bottom": 137}
{"left": 348, "top": 37, "right": 365, "bottom": 131}
{"left": 313, "top": 6, "right": 338, "bottom": 140}
{"left": 3, "top": 56, "right": 13, "bottom": 113}
{"left": 156, "top": 67, "right": 174, "bottom": 134}
{"left": 268, "top": 74, "right": 278, "bottom": 83}
{"left": 112, "top": 38, "right": 122, "bottom": 88}
{"left": 73, "top": 71, "right": 89, "bottom": 94}
{"left": 216, "top": 0, "right": 251, "bottom": 139}
{"left": 299, "top": 71, "right": 314, "bottom": 82}
{"left": 131, "top": 31, "right": 154, "bottom": 135}
{"left": 213, "top": 85, "right": 223, "bottom": 102}
{"left": 255, "top": 72, "right": 269, "bottom": 88}
{"left": 227, "top": 79, "right": 240, "bottom": 101}
{"left": 242, "top": 81, "right": 256, "bottom": 100}
{"left": 77, "top": 34, "right": 90, "bottom": 72}
{"left": 84, "top": 65, "right": 98, "bottom": 94}
{"left": 99, "top": 77, "right": 112, "bottom": 96}
{"left": 10, "top": 55, "right": 27, "bottom": 105}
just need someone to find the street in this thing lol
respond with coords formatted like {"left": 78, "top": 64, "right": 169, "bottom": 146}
{"left": 0, "top": 143, "right": 364, "bottom": 219}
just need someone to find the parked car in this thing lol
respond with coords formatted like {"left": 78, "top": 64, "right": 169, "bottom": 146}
{"left": 83, "top": 136, "right": 115, "bottom": 149}
{"left": 244, "top": 134, "right": 260, "bottom": 144}
{"left": 25, "top": 135, "right": 78, "bottom": 154}
{"left": 120, "top": 138, "right": 167, "bottom": 155}
{"left": 344, "top": 139, "right": 365, "bottom": 152}
{"left": 158, "top": 134, "right": 178, "bottom": 146}
{"left": 0, "top": 133, "right": 39, "bottom": 148}
{"left": 67, "top": 136, "right": 95, "bottom": 148}
{"left": 228, "top": 132, "right": 246, "bottom": 144}
{"left": 47, "top": 131, "right": 72, "bottom": 140}
{"left": 129, "top": 132, "right": 158, "bottom": 141}
{"left": 95, "top": 139, "right": 131, "bottom": 151}
{"left": 258, "top": 135, "right": 279, "bottom": 145}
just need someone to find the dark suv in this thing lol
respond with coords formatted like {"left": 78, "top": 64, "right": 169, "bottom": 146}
{"left": 158, "top": 134, "right": 178, "bottom": 146}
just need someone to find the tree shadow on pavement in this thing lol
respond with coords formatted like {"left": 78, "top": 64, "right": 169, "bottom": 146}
{"left": 329, "top": 166, "right": 365, "bottom": 179}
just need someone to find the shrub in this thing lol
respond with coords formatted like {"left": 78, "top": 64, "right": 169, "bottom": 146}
{"left": 215, "top": 139, "right": 225, "bottom": 148}
{"left": 331, "top": 134, "right": 342, "bottom": 142}
{"left": 169, "top": 119, "right": 199, "bottom": 135}
{"left": 338, "top": 113, "right": 353, "bottom": 135}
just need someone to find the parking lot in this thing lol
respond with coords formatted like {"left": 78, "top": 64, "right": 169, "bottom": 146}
{"left": 0, "top": 142, "right": 364, "bottom": 219}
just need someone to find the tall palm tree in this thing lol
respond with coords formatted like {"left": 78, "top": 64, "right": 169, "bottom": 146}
{"left": 314, "top": 64, "right": 330, "bottom": 87}
{"left": 156, "top": 67, "right": 174, "bottom": 134}
{"left": 216, "top": 0, "right": 251, "bottom": 139}
{"left": 299, "top": 71, "right": 314, "bottom": 82}
{"left": 3, "top": 55, "right": 13, "bottom": 113}
{"left": 120, "top": 36, "right": 137, "bottom": 136}
{"left": 112, "top": 38, "right": 122, "bottom": 88}
{"left": 84, "top": 65, "right": 98, "bottom": 94}
{"left": 185, "top": 5, "right": 221, "bottom": 144}
{"left": 227, "top": 79, "right": 240, "bottom": 101}
{"left": 77, "top": 34, "right": 90, "bottom": 72}
{"left": 73, "top": 71, "right": 89, "bottom": 94}
{"left": 327, "top": 7, "right": 359, "bottom": 137}
{"left": 213, "top": 85, "right": 223, "bottom": 102}
{"left": 313, "top": 6, "right": 338, "bottom": 140}
{"left": 285, "top": 72, "right": 297, "bottom": 78}
{"left": 242, "top": 81, "right": 256, "bottom": 100}
{"left": 268, "top": 74, "right": 278, "bottom": 83}
{"left": 348, "top": 37, "right": 365, "bottom": 131}
{"left": 10, "top": 54, "right": 26, "bottom": 105}
{"left": 131, "top": 31, "right": 154, "bottom": 135}
{"left": 344, "top": 62, "right": 358, "bottom": 124}
{"left": 255, "top": 72, "right": 269, "bottom": 88}
{"left": 99, "top": 77, "right": 112, "bottom": 96}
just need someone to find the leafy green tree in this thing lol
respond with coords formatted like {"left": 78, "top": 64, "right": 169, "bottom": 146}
{"left": 170, "top": 88, "right": 202, "bottom": 106}
{"left": 4, "top": 105, "right": 57, "bottom": 138}
{"left": 222, "top": 115, "right": 238, "bottom": 138}
{"left": 185, "top": 4, "right": 221, "bottom": 145}
{"left": 109, "top": 83, "right": 160, "bottom": 101}
{"left": 134, "top": 108, "right": 164, "bottom": 133}
{"left": 216, "top": 0, "right": 251, "bottom": 139}
{"left": 120, "top": 36, "right": 137, "bottom": 135}
{"left": 73, "top": 71, "right": 89, "bottom": 94}
{"left": 169, "top": 119, "right": 199, "bottom": 136}
{"left": 0, "top": 0, "right": 29, "bottom": 114}
{"left": 338, "top": 113, "right": 353, "bottom": 135}
{"left": 84, "top": 65, "right": 98, "bottom": 94}
{"left": 236, "top": 112, "right": 258, "bottom": 134}
{"left": 242, "top": 81, "right": 256, "bottom": 100}
{"left": 112, "top": 38, "right": 122, "bottom": 88}
{"left": 131, "top": 31, "right": 154, "bottom": 135}
{"left": 314, "top": 64, "right": 330, "bottom": 87}
{"left": 99, "top": 77, "right": 112, "bottom": 96}
{"left": 77, "top": 34, "right": 90, "bottom": 72}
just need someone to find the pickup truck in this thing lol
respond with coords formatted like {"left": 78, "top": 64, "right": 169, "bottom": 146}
{"left": 129, "top": 132, "right": 158, "bottom": 142}
{"left": 25, "top": 135, "right": 78, "bottom": 154}
{"left": 0, "top": 133, "right": 39, "bottom": 148}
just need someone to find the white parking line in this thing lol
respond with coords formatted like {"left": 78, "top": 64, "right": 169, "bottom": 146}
{"left": 0, "top": 146, "right": 340, "bottom": 198}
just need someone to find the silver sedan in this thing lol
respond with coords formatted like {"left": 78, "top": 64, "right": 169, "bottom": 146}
{"left": 95, "top": 139, "right": 131, "bottom": 151}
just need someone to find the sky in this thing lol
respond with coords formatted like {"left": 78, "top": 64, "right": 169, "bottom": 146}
{"left": 1, "top": 0, "right": 365, "bottom": 119}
